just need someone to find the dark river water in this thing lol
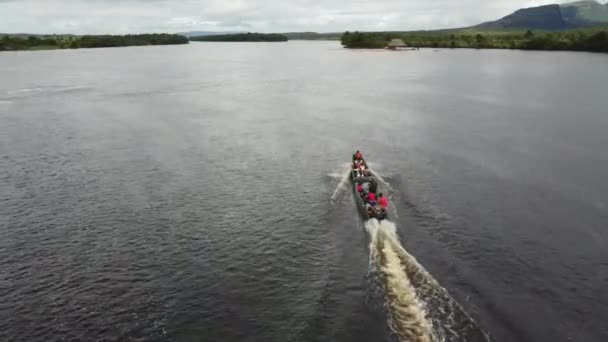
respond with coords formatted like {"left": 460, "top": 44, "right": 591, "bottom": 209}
{"left": 1, "top": 41, "right": 607, "bottom": 342}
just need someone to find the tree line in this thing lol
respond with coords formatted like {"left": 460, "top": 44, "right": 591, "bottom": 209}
{"left": 341, "top": 28, "right": 608, "bottom": 52}
{"left": 190, "top": 33, "right": 288, "bottom": 42}
{"left": 0, "top": 34, "right": 189, "bottom": 51}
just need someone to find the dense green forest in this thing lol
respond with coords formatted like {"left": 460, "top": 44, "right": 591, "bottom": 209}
{"left": 340, "top": 28, "right": 608, "bottom": 52}
{"left": 282, "top": 32, "right": 340, "bottom": 40}
{"left": 0, "top": 34, "right": 188, "bottom": 51}
{"left": 190, "top": 33, "right": 288, "bottom": 42}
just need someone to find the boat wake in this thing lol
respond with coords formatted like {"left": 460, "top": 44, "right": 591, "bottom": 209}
{"left": 366, "top": 218, "right": 493, "bottom": 342}
{"left": 6, "top": 87, "right": 45, "bottom": 94}
{"left": 368, "top": 168, "right": 394, "bottom": 193}
{"left": 367, "top": 219, "right": 434, "bottom": 342}
{"left": 329, "top": 160, "right": 490, "bottom": 342}
{"left": 3, "top": 86, "right": 91, "bottom": 100}
{"left": 329, "top": 163, "right": 353, "bottom": 201}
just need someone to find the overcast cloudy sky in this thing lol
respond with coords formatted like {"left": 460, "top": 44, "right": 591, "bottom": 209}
{"left": 1, "top": 0, "right": 560, "bottom": 34}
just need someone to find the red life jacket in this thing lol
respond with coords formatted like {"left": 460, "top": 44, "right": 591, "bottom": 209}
{"left": 378, "top": 196, "right": 388, "bottom": 208}
{"left": 367, "top": 192, "right": 376, "bottom": 201}
{"left": 356, "top": 184, "right": 362, "bottom": 192}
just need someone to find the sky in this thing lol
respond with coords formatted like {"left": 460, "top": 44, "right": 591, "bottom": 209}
{"left": 0, "top": 0, "right": 565, "bottom": 34}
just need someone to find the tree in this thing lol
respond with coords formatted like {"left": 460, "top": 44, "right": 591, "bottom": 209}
{"left": 475, "top": 33, "right": 485, "bottom": 48}
{"left": 27, "top": 36, "right": 40, "bottom": 45}
{"left": 341, "top": 31, "right": 350, "bottom": 46}
{"left": 584, "top": 31, "right": 608, "bottom": 52}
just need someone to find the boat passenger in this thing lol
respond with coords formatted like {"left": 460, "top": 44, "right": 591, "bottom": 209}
{"left": 377, "top": 208, "right": 387, "bottom": 220}
{"left": 378, "top": 193, "right": 388, "bottom": 209}
{"left": 355, "top": 150, "right": 363, "bottom": 160}
{"left": 369, "top": 178, "right": 377, "bottom": 193}
{"left": 366, "top": 192, "right": 377, "bottom": 206}
{"left": 361, "top": 189, "right": 369, "bottom": 199}
{"left": 356, "top": 183, "right": 363, "bottom": 193}
{"left": 361, "top": 182, "right": 370, "bottom": 193}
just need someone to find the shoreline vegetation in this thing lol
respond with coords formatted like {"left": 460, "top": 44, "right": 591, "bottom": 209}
{"left": 283, "top": 32, "right": 340, "bottom": 40}
{"left": 190, "top": 33, "right": 288, "bottom": 42}
{"left": 0, "top": 34, "right": 188, "bottom": 51}
{"left": 340, "top": 28, "right": 608, "bottom": 52}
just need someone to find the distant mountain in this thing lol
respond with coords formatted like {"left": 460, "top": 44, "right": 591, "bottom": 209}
{"left": 561, "top": 0, "right": 608, "bottom": 24}
{"left": 474, "top": 0, "right": 608, "bottom": 30}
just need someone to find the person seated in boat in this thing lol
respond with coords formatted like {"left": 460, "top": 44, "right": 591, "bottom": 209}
{"left": 361, "top": 188, "right": 369, "bottom": 200}
{"left": 378, "top": 193, "right": 388, "bottom": 209}
{"left": 369, "top": 177, "right": 377, "bottom": 193}
{"left": 356, "top": 183, "right": 363, "bottom": 194}
{"left": 366, "top": 192, "right": 377, "bottom": 206}
{"left": 376, "top": 207, "right": 387, "bottom": 220}
{"left": 367, "top": 206, "right": 377, "bottom": 218}
{"left": 354, "top": 150, "right": 363, "bottom": 160}
{"left": 361, "top": 181, "right": 370, "bottom": 193}
{"left": 355, "top": 176, "right": 365, "bottom": 185}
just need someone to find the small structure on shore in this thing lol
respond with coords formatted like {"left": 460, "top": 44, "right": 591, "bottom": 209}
{"left": 385, "top": 38, "right": 419, "bottom": 50}
{"left": 386, "top": 38, "right": 407, "bottom": 49}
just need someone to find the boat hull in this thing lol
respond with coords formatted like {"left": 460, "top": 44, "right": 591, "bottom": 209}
{"left": 350, "top": 155, "right": 389, "bottom": 221}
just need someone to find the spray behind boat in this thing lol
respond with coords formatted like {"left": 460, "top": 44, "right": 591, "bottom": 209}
{"left": 334, "top": 156, "right": 492, "bottom": 342}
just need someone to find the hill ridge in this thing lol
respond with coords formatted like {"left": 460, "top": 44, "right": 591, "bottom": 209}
{"left": 474, "top": 0, "right": 608, "bottom": 30}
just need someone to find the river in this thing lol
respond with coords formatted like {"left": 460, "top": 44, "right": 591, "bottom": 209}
{"left": 1, "top": 41, "right": 607, "bottom": 342}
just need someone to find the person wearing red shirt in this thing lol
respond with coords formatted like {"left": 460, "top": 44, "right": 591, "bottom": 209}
{"left": 366, "top": 192, "right": 376, "bottom": 205}
{"left": 378, "top": 193, "right": 388, "bottom": 209}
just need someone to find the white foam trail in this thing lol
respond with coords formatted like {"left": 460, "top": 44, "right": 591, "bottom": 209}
{"left": 366, "top": 220, "right": 381, "bottom": 276}
{"left": 378, "top": 220, "right": 398, "bottom": 240}
{"left": 378, "top": 221, "right": 488, "bottom": 342}
{"left": 382, "top": 237, "right": 433, "bottom": 342}
{"left": 365, "top": 218, "right": 380, "bottom": 238}
{"left": 366, "top": 219, "right": 434, "bottom": 342}
{"left": 7, "top": 87, "right": 44, "bottom": 94}
{"left": 361, "top": 168, "right": 489, "bottom": 342}
{"left": 330, "top": 163, "right": 353, "bottom": 200}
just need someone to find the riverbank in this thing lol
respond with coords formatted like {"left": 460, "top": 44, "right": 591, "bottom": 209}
{"left": 190, "top": 33, "right": 288, "bottom": 42}
{"left": 0, "top": 34, "right": 188, "bottom": 52}
{"left": 340, "top": 28, "right": 608, "bottom": 52}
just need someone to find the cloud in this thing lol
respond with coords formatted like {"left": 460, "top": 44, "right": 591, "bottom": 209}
{"left": 0, "top": 0, "right": 560, "bottom": 34}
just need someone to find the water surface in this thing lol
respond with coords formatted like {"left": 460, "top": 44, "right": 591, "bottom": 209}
{"left": 1, "top": 42, "right": 607, "bottom": 342}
